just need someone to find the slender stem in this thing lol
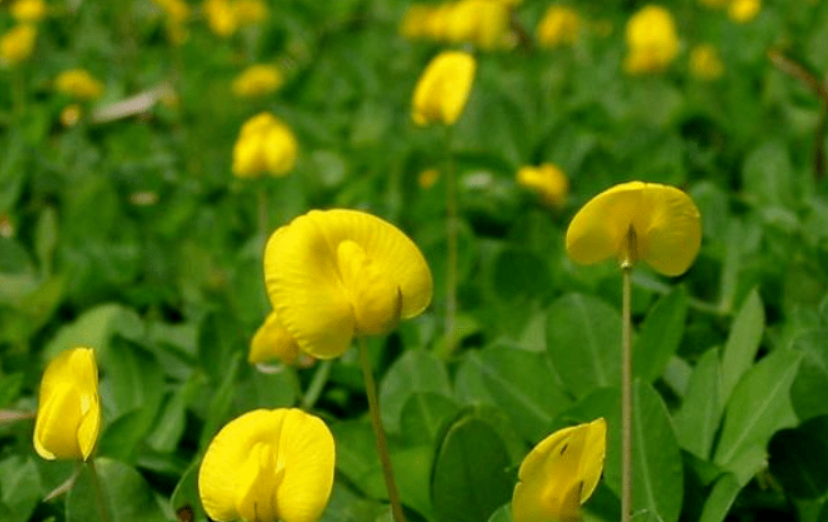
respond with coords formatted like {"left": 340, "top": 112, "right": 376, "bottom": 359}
{"left": 300, "top": 360, "right": 332, "bottom": 411}
{"left": 358, "top": 338, "right": 406, "bottom": 522}
{"left": 88, "top": 459, "right": 111, "bottom": 522}
{"left": 444, "top": 126, "right": 458, "bottom": 355}
{"left": 621, "top": 266, "right": 633, "bottom": 522}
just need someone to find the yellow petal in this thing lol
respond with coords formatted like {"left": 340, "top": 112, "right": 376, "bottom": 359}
{"left": 34, "top": 347, "right": 100, "bottom": 461}
{"left": 412, "top": 51, "right": 476, "bottom": 126}
{"left": 198, "top": 409, "right": 334, "bottom": 522}
{"left": 512, "top": 418, "right": 607, "bottom": 522}
{"left": 264, "top": 209, "right": 432, "bottom": 358}
{"left": 264, "top": 122, "right": 298, "bottom": 176}
{"left": 249, "top": 311, "right": 301, "bottom": 365}
{"left": 565, "top": 181, "right": 701, "bottom": 276}
{"left": 337, "top": 240, "right": 401, "bottom": 336}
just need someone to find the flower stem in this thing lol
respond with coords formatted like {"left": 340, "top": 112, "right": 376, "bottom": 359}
{"left": 88, "top": 459, "right": 111, "bottom": 522}
{"left": 444, "top": 126, "right": 458, "bottom": 355}
{"left": 621, "top": 266, "right": 633, "bottom": 522}
{"left": 300, "top": 360, "right": 332, "bottom": 411}
{"left": 358, "top": 338, "right": 406, "bottom": 522}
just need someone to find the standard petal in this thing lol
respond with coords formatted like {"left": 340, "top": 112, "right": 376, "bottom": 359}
{"left": 34, "top": 383, "right": 83, "bottom": 460}
{"left": 274, "top": 409, "right": 335, "bottom": 522}
{"left": 337, "top": 240, "right": 401, "bottom": 335}
{"left": 639, "top": 185, "right": 701, "bottom": 276}
{"left": 249, "top": 311, "right": 301, "bottom": 365}
{"left": 578, "top": 418, "right": 607, "bottom": 503}
{"left": 412, "top": 51, "right": 476, "bottom": 126}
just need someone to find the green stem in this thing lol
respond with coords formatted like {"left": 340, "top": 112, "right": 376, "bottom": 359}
{"left": 88, "top": 459, "right": 111, "bottom": 522}
{"left": 257, "top": 185, "right": 268, "bottom": 239}
{"left": 444, "top": 126, "right": 458, "bottom": 355}
{"left": 300, "top": 360, "right": 332, "bottom": 411}
{"left": 358, "top": 338, "right": 406, "bottom": 522}
{"left": 621, "top": 266, "right": 633, "bottom": 522}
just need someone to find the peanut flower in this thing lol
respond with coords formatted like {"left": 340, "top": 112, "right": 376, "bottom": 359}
{"left": 55, "top": 69, "right": 104, "bottom": 100}
{"left": 33, "top": 347, "right": 101, "bottom": 461}
{"left": 412, "top": 50, "right": 476, "bottom": 126}
{"left": 232, "top": 64, "right": 284, "bottom": 98}
{"left": 512, "top": 418, "right": 607, "bottom": 522}
{"left": 199, "top": 408, "right": 335, "bottom": 522}
{"left": 728, "top": 0, "right": 760, "bottom": 23}
{"left": 10, "top": 0, "right": 46, "bottom": 23}
{"left": 537, "top": 5, "right": 581, "bottom": 48}
{"left": 203, "top": 0, "right": 237, "bottom": 36}
{"left": 0, "top": 24, "right": 36, "bottom": 66}
{"left": 689, "top": 44, "right": 724, "bottom": 81}
{"left": 624, "top": 5, "right": 680, "bottom": 75}
{"left": 566, "top": 181, "right": 701, "bottom": 276}
{"left": 400, "top": 4, "right": 434, "bottom": 39}
{"left": 249, "top": 311, "right": 300, "bottom": 365}
{"left": 445, "top": 0, "right": 510, "bottom": 50}
{"left": 232, "top": 112, "right": 298, "bottom": 178}
{"left": 264, "top": 209, "right": 433, "bottom": 359}
{"left": 516, "top": 163, "right": 569, "bottom": 209}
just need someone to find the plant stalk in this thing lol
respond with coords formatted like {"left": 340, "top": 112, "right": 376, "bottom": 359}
{"left": 359, "top": 338, "right": 406, "bottom": 522}
{"left": 621, "top": 265, "right": 633, "bottom": 522}
{"left": 444, "top": 126, "right": 458, "bottom": 355}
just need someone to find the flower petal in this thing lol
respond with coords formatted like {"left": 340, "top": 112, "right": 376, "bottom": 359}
{"left": 412, "top": 51, "right": 476, "bottom": 126}
{"left": 249, "top": 311, "right": 301, "bottom": 365}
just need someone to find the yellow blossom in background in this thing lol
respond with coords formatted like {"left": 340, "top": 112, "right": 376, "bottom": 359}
{"left": 152, "top": 0, "right": 190, "bottom": 43}
{"left": 203, "top": 0, "right": 237, "bottom": 36}
{"left": 424, "top": 3, "right": 455, "bottom": 41}
{"left": 10, "top": 0, "right": 46, "bottom": 23}
{"left": 264, "top": 209, "right": 433, "bottom": 359}
{"left": 233, "top": 0, "right": 268, "bottom": 25}
{"left": 55, "top": 69, "right": 104, "bottom": 100}
{"left": 412, "top": 50, "right": 476, "bottom": 126}
{"left": 419, "top": 168, "right": 440, "bottom": 189}
{"left": 232, "top": 64, "right": 284, "bottom": 98}
{"left": 249, "top": 311, "right": 301, "bottom": 365}
{"left": 512, "top": 418, "right": 607, "bottom": 522}
{"left": 516, "top": 164, "right": 569, "bottom": 209}
{"left": 33, "top": 347, "right": 101, "bottom": 461}
{"left": 537, "top": 5, "right": 580, "bottom": 48}
{"left": 690, "top": 43, "right": 724, "bottom": 80}
{"left": 445, "top": 0, "right": 510, "bottom": 50}
{"left": 728, "top": 0, "right": 760, "bottom": 23}
{"left": 199, "top": 408, "right": 335, "bottom": 522}
{"left": 624, "top": 5, "right": 680, "bottom": 75}
{"left": 60, "top": 104, "right": 82, "bottom": 127}
{"left": 0, "top": 24, "right": 36, "bottom": 66}
{"left": 232, "top": 112, "right": 298, "bottom": 178}
{"left": 400, "top": 4, "right": 434, "bottom": 39}
{"left": 566, "top": 181, "right": 701, "bottom": 276}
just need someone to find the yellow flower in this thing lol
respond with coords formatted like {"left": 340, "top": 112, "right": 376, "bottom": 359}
{"left": 203, "top": 0, "right": 237, "bottom": 36}
{"left": 199, "top": 408, "right": 335, "bottom": 522}
{"left": 624, "top": 5, "right": 680, "bottom": 75}
{"left": 232, "top": 64, "right": 284, "bottom": 98}
{"left": 55, "top": 69, "right": 105, "bottom": 100}
{"left": 400, "top": 4, "right": 434, "bottom": 39}
{"left": 60, "top": 104, "right": 82, "bottom": 127}
{"left": 537, "top": 5, "right": 580, "bottom": 48}
{"left": 566, "top": 181, "right": 701, "bottom": 276}
{"left": 445, "top": 0, "right": 510, "bottom": 50}
{"left": 33, "top": 347, "right": 101, "bottom": 461}
{"left": 412, "top": 50, "right": 476, "bottom": 126}
{"left": 10, "top": 0, "right": 46, "bottom": 23}
{"left": 728, "top": 0, "right": 760, "bottom": 23}
{"left": 232, "top": 112, "right": 298, "bottom": 178}
{"left": 516, "top": 163, "right": 569, "bottom": 209}
{"left": 689, "top": 43, "right": 724, "bottom": 80}
{"left": 0, "top": 24, "right": 36, "bottom": 66}
{"left": 264, "top": 209, "right": 433, "bottom": 359}
{"left": 249, "top": 311, "right": 301, "bottom": 365}
{"left": 512, "top": 418, "right": 607, "bottom": 522}
{"left": 418, "top": 168, "right": 440, "bottom": 189}
{"left": 153, "top": 0, "right": 190, "bottom": 23}
{"left": 232, "top": 0, "right": 267, "bottom": 25}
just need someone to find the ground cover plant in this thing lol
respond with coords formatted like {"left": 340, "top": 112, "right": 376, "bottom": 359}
{"left": 2, "top": 0, "right": 828, "bottom": 521}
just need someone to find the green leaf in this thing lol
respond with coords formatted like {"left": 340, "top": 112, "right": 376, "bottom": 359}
{"left": 199, "top": 353, "right": 242, "bottom": 450}
{"left": 698, "top": 474, "right": 741, "bottom": 522}
{"left": 486, "top": 505, "right": 513, "bottom": 522}
{"left": 431, "top": 411, "right": 514, "bottom": 522}
{"left": 674, "top": 348, "right": 723, "bottom": 459}
{"left": 713, "top": 349, "right": 803, "bottom": 485}
{"left": 0, "top": 372, "right": 23, "bottom": 409}
{"left": 547, "top": 293, "right": 622, "bottom": 398}
{"left": 741, "top": 139, "right": 796, "bottom": 207}
{"left": 147, "top": 372, "right": 205, "bottom": 453}
{"left": 34, "top": 206, "right": 58, "bottom": 276}
{"left": 399, "top": 392, "right": 459, "bottom": 446}
{"left": 43, "top": 303, "right": 144, "bottom": 363}
{"left": 791, "top": 329, "right": 828, "bottom": 421}
{"left": 463, "top": 342, "right": 572, "bottom": 441}
{"left": 67, "top": 458, "right": 166, "bottom": 522}
{"left": 102, "top": 337, "right": 165, "bottom": 426}
{"left": 170, "top": 460, "right": 205, "bottom": 522}
{"left": 719, "top": 289, "right": 764, "bottom": 408}
{"left": 379, "top": 350, "right": 452, "bottom": 434}
{"left": 768, "top": 415, "right": 828, "bottom": 500}
{"left": 0, "top": 456, "right": 41, "bottom": 522}
{"left": 634, "top": 288, "right": 687, "bottom": 383}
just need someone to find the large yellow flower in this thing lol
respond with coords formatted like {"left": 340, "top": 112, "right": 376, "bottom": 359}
{"left": 199, "top": 408, "right": 335, "bottom": 522}
{"left": 412, "top": 50, "right": 476, "bottom": 126}
{"left": 0, "top": 24, "right": 37, "bottom": 66}
{"left": 264, "top": 209, "right": 433, "bottom": 359}
{"left": 566, "top": 181, "right": 701, "bottom": 276}
{"left": 624, "top": 5, "right": 680, "bottom": 75}
{"left": 512, "top": 418, "right": 607, "bottom": 522}
{"left": 33, "top": 347, "right": 101, "bottom": 461}
{"left": 55, "top": 69, "right": 105, "bottom": 100}
{"left": 537, "top": 5, "right": 580, "bottom": 48}
{"left": 232, "top": 64, "right": 284, "bottom": 98}
{"left": 232, "top": 112, "right": 298, "bottom": 178}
